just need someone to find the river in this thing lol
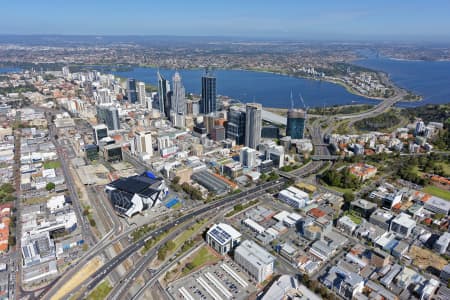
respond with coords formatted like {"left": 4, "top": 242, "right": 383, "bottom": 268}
{"left": 2, "top": 57, "right": 449, "bottom": 108}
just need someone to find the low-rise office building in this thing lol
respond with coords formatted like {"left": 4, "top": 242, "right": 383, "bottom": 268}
{"left": 350, "top": 199, "right": 377, "bottom": 218}
{"left": 390, "top": 213, "right": 416, "bottom": 238}
{"left": 234, "top": 240, "right": 275, "bottom": 283}
{"left": 206, "top": 223, "right": 241, "bottom": 255}
{"left": 424, "top": 196, "right": 450, "bottom": 215}
{"left": 278, "top": 186, "right": 309, "bottom": 209}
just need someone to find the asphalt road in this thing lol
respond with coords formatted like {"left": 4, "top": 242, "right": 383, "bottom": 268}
{"left": 46, "top": 112, "right": 94, "bottom": 247}
{"left": 67, "top": 179, "right": 287, "bottom": 298}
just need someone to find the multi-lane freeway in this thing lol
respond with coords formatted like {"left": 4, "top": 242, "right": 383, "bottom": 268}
{"left": 41, "top": 178, "right": 287, "bottom": 299}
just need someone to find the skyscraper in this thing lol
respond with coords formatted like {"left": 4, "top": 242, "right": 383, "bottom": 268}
{"left": 96, "top": 105, "right": 120, "bottom": 131}
{"left": 96, "top": 88, "right": 112, "bottom": 105}
{"left": 245, "top": 103, "right": 262, "bottom": 149}
{"left": 157, "top": 71, "right": 171, "bottom": 118}
{"left": 286, "top": 109, "right": 306, "bottom": 139}
{"left": 200, "top": 71, "right": 216, "bottom": 114}
{"left": 171, "top": 72, "right": 186, "bottom": 115}
{"left": 226, "top": 106, "right": 246, "bottom": 145}
{"left": 137, "top": 82, "right": 146, "bottom": 106}
{"left": 127, "top": 78, "right": 138, "bottom": 103}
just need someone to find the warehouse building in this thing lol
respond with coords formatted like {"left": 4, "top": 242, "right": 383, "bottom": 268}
{"left": 192, "top": 170, "right": 230, "bottom": 195}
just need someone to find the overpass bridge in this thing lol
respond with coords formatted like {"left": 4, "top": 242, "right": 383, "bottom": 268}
{"left": 311, "top": 155, "right": 339, "bottom": 161}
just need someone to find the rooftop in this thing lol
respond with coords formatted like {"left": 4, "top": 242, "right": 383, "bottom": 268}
{"left": 208, "top": 223, "right": 241, "bottom": 245}
{"left": 425, "top": 196, "right": 450, "bottom": 211}
{"left": 392, "top": 213, "right": 416, "bottom": 228}
{"left": 235, "top": 240, "right": 275, "bottom": 266}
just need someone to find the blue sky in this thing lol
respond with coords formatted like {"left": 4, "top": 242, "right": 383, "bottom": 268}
{"left": 1, "top": 0, "right": 450, "bottom": 41}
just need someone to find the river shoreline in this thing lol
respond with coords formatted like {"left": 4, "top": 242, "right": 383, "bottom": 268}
{"left": 0, "top": 63, "right": 425, "bottom": 104}
{"left": 133, "top": 64, "right": 422, "bottom": 103}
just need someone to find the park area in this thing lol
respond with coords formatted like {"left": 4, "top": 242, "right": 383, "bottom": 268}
{"left": 423, "top": 185, "right": 450, "bottom": 201}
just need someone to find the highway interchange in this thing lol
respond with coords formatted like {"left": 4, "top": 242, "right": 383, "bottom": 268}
{"left": 33, "top": 90, "right": 406, "bottom": 299}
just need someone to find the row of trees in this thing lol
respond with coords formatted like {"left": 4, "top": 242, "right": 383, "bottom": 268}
{"left": 170, "top": 176, "right": 203, "bottom": 200}
{"left": 0, "top": 84, "right": 37, "bottom": 95}
{"left": 301, "top": 274, "right": 339, "bottom": 300}
{"left": 354, "top": 110, "right": 401, "bottom": 131}
{"left": 260, "top": 171, "right": 280, "bottom": 182}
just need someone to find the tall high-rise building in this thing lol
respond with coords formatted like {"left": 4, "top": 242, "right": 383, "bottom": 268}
{"left": 127, "top": 78, "right": 138, "bottom": 103}
{"left": 137, "top": 82, "right": 147, "bottom": 106}
{"left": 135, "top": 131, "right": 153, "bottom": 156}
{"left": 226, "top": 106, "right": 246, "bottom": 145}
{"left": 157, "top": 71, "right": 171, "bottom": 118}
{"left": 171, "top": 72, "right": 186, "bottom": 115}
{"left": 245, "top": 103, "right": 262, "bottom": 149}
{"left": 96, "top": 88, "right": 112, "bottom": 105}
{"left": 93, "top": 124, "right": 108, "bottom": 145}
{"left": 286, "top": 109, "right": 306, "bottom": 139}
{"left": 200, "top": 71, "right": 217, "bottom": 114}
{"left": 96, "top": 105, "right": 120, "bottom": 131}
{"left": 62, "top": 66, "right": 70, "bottom": 77}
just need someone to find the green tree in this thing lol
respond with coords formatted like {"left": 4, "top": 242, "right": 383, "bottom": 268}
{"left": 0, "top": 183, "right": 15, "bottom": 194}
{"left": 343, "top": 192, "right": 355, "bottom": 203}
{"left": 172, "top": 176, "right": 181, "bottom": 185}
{"left": 45, "top": 182, "right": 56, "bottom": 191}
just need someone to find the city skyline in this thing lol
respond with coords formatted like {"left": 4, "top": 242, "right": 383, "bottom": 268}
{"left": 1, "top": 1, "right": 450, "bottom": 41}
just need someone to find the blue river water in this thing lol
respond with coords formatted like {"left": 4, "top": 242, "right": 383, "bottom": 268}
{"left": 2, "top": 58, "right": 449, "bottom": 108}
{"left": 355, "top": 58, "right": 450, "bottom": 107}
{"left": 0, "top": 67, "right": 22, "bottom": 74}
{"left": 112, "top": 67, "right": 379, "bottom": 108}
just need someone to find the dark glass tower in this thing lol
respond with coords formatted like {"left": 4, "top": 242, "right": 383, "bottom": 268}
{"left": 226, "top": 107, "right": 246, "bottom": 145}
{"left": 127, "top": 78, "right": 138, "bottom": 103}
{"left": 157, "top": 71, "right": 171, "bottom": 118}
{"left": 286, "top": 109, "right": 306, "bottom": 139}
{"left": 200, "top": 71, "right": 216, "bottom": 114}
{"left": 97, "top": 106, "right": 120, "bottom": 131}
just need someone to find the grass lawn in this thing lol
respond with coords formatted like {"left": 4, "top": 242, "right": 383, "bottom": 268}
{"left": 87, "top": 280, "right": 112, "bottom": 300}
{"left": 173, "top": 220, "right": 205, "bottom": 250}
{"left": 172, "top": 202, "right": 182, "bottom": 209}
{"left": 423, "top": 185, "right": 450, "bottom": 201}
{"left": 437, "top": 162, "right": 450, "bottom": 176}
{"left": 43, "top": 160, "right": 61, "bottom": 169}
{"left": 345, "top": 211, "right": 362, "bottom": 224}
{"left": 322, "top": 182, "right": 354, "bottom": 194}
{"left": 182, "top": 246, "right": 219, "bottom": 276}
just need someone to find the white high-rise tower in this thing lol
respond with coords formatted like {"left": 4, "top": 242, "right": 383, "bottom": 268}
{"left": 245, "top": 103, "right": 262, "bottom": 149}
{"left": 137, "top": 82, "right": 147, "bottom": 107}
{"left": 171, "top": 72, "right": 186, "bottom": 115}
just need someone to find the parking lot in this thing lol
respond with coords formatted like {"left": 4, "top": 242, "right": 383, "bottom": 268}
{"left": 167, "top": 260, "right": 256, "bottom": 300}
